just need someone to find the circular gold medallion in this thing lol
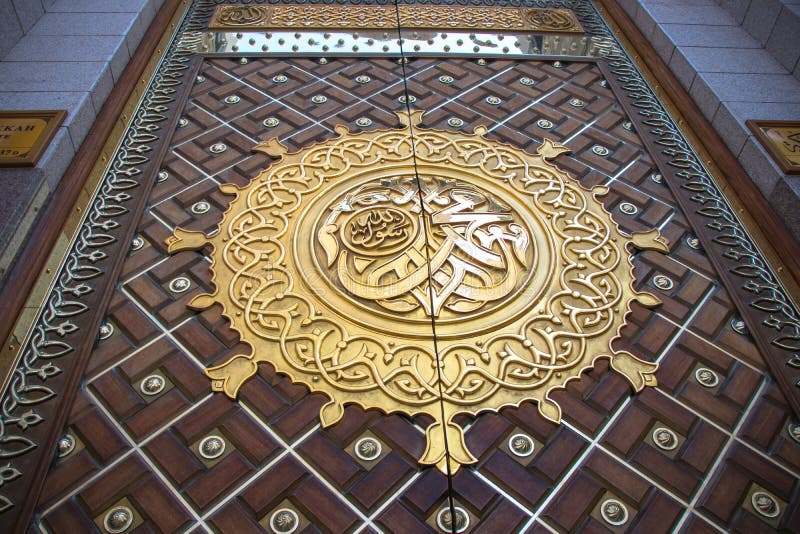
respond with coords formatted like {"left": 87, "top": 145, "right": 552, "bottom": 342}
{"left": 296, "top": 169, "right": 553, "bottom": 338}
{"left": 167, "top": 110, "right": 667, "bottom": 473}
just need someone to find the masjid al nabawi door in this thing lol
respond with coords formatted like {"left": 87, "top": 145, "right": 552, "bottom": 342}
{"left": 2, "top": 1, "right": 800, "bottom": 533}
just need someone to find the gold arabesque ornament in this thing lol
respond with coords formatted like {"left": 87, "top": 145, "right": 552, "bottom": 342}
{"left": 167, "top": 110, "right": 667, "bottom": 473}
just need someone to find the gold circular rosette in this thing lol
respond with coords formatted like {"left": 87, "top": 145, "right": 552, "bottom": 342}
{"left": 167, "top": 110, "right": 668, "bottom": 473}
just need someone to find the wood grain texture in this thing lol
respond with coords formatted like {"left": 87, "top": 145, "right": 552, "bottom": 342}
{"left": 33, "top": 54, "right": 798, "bottom": 532}
{"left": 3, "top": 1, "right": 187, "bottom": 532}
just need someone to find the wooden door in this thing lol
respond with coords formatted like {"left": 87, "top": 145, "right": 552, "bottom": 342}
{"left": 2, "top": 2, "right": 798, "bottom": 532}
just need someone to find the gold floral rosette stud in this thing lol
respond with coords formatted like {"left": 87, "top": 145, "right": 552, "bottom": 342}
{"left": 167, "top": 110, "right": 668, "bottom": 473}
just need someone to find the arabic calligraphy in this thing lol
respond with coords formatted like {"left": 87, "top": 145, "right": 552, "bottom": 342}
{"left": 317, "top": 177, "right": 532, "bottom": 319}
{"left": 342, "top": 207, "right": 414, "bottom": 253}
{"left": 167, "top": 110, "right": 667, "bottom": 473}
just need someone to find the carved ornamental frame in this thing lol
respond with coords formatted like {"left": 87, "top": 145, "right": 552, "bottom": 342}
{"left": 0, "top": 1, "right": 798, "bottom": 531}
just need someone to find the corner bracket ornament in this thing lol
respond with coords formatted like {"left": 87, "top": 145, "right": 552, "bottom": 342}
{"left": 169, "top": 110, "right": 666, "bottom": 473}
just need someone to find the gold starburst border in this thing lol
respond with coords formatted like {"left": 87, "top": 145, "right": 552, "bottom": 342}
{"left": 167, "top": 111, "right": 666, "bottom": 472}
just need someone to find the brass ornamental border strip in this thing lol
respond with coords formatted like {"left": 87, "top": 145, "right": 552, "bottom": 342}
{"left": 0, "top": 0, "right": 799, "bottom": 530}
{"left": 209, "top": 4, "right": 584, "bottom": 32}
{"left": 0, "top": 2, "right": 198, "bottom": 528}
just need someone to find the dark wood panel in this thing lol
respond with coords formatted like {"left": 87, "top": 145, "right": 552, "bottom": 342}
{"left": 25, "top": 39, "right": 800, "bottom": 534}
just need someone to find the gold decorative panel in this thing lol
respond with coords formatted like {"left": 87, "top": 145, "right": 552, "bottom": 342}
{"left": 167, "top": 111, "right": 666, "bottom": 473}
{"left": 209, "top": 4, "right": 584, "bottom": 33}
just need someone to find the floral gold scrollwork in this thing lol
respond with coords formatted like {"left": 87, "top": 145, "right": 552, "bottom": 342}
{"left": 209, "top": 5, "right": 583, "bottom": 33}
{"left": 0, "top": 28, "right": 201, "bottom": 518}
{"left": 168, "top": 110, "right": 666, "bottom": 473}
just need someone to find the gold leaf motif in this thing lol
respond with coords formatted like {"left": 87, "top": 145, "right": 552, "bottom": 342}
{"left": 169, "top": 110, "right": 664, "bottom": 473}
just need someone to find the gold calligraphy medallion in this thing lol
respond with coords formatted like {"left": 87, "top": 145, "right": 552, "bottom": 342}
{"left": 168, "top": 111, "right": 668, "bottom": 472}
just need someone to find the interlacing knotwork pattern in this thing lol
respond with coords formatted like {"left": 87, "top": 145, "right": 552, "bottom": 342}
{"left": 0, "top": 30, "right": 201, "bottom": 514}
{"left": 210, "top": 4, "right": 583, "bottom": 32}
{"left": 168, "top": 111, "right": 667, "bottom": 472}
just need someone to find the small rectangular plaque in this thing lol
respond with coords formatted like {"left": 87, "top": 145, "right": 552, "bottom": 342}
{"left": 0, "top": 110, "right": 67, "bottom": 167}
{"left": 746, "top": 120, "right": 800, "bottom": 175}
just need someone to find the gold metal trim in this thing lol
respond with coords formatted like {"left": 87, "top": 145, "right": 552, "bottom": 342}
{"left": 209, "top": 5, "right": 584, "bottom": 33}
{"left": 0, "top": 0, "right": 193, "bottom": 396}
{"left": 593, "top": 2, "right": 800, "bottom": 305}
{"left": 167, "top": 110, "right": 665, "bottom": 473}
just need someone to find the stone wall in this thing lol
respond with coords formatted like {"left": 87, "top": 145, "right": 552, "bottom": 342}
{"left": 619, "top": 0, "right": 800, "bottom": 238}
